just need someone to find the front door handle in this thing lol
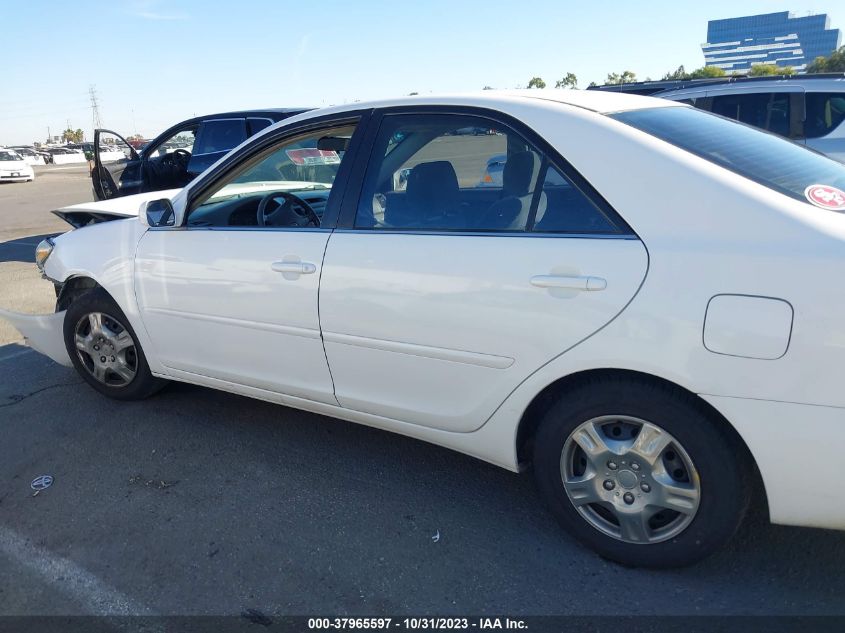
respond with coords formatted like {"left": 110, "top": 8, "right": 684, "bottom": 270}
{"left": 271, "top": 261, "right": 317, "bottom": 275}
{"left": 530, "top": 275, "right": 607, "bottom": 291}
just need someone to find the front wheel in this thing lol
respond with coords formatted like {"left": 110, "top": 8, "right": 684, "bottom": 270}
{"left": 533, "top": 376, "right": 752, "bottom": 568}
{"left": 63, "top": 288, "right": 166, "bottom": 400}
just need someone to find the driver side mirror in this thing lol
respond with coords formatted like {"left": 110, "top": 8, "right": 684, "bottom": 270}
{"left": 141, "top": 198, "right": 176, "bottom": 227}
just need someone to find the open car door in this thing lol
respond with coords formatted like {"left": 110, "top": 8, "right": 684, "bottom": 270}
{"left": 92, "top": 129, "right": 142, "bottom": 200}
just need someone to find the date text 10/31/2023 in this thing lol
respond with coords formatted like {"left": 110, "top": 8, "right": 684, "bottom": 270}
{"left": 307, "top": 617, "right": 528, "bottom": 630}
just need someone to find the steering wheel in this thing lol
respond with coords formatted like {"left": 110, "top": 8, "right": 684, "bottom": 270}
{"left": 256, "top": 191, "right": 320, "bottom": 228}
{"left": 160, "top": 148, "right": 191, "bottom": 170}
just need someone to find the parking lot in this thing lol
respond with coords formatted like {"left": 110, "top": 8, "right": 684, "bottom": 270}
{"left": 1, "top": 166, "right": 845, "bottom": 617}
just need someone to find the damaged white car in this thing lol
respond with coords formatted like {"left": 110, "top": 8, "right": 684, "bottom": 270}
{"left": 4, "top": 91, "right": 845, "bottom": 568}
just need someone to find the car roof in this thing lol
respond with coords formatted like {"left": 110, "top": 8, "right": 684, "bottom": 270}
{"left": 167, "top": 108, "right": 311, "bottom": 127}
{"left": 284, "top": 90, "right": 680, "bottom": 121}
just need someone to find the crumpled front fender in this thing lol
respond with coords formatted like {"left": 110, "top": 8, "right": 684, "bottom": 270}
{"left": 0, "top": 309, "right": 72, "bottom": 367}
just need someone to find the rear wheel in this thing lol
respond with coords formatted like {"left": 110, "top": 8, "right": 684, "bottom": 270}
{"left": 533, "top": 376, "right": 751, "bottom": 568}
{"left": 63, "top": 288, "right": 166, "bottom": 400}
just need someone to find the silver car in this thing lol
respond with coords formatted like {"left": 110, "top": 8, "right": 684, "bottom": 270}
{"left": 656, "top": 75, "right": 845, "bottom": 163}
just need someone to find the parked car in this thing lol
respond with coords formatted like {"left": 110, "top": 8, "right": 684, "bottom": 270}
{"left": 45, "top": 147, "right": 81, "bottom": 156}
{"left": 0, "top": 148, "right": 35, "bottom": 182}
{"left": 590, "top": 73, "right": 845, "bottom": 163}
{"left": 8, "top": 146, "right": 47, "bottom": 166}
{"left": 5, "top": 91, "right": 845, "bottom": 568}
{"left": 126, "top": 138, "right": 150, "bottom": 151}
{"left": 91, "top": 109, "right": 308, "bottom": 200}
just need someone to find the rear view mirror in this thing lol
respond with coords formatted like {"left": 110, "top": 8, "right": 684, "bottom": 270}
{"left": 141, "top": 199, "right": 175, "bottom": 227}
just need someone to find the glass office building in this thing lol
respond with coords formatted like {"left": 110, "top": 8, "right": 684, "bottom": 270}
{"left": 702, "top": 11, "right": 841, "bottom": 73}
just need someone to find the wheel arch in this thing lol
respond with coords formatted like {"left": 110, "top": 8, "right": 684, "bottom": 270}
{"left": 515, "top": 368, "right": 766, "bottom": 504}
{"left": 56, "top": 275, "right": 102, "bottom": 311}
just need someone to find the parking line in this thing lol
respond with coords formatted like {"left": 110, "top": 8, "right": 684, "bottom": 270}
{"left": 0, "top": 525, "right": 154, "bottom": 616}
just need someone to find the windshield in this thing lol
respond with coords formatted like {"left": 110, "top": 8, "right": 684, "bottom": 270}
{"left": 0, "top": 151, "right": 21, "bottom": 161}
{"left": 610, "top": 106, "right": 845, "bottom": 208}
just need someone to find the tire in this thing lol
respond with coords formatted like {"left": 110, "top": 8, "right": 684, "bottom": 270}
{"left": 63, "top": 287, "right": 166, "bottom": 400}
{"left": 533, "top": 375, "right": 752, "bottom": 568}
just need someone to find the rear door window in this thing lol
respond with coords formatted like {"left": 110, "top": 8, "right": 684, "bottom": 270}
{"left": 611, "top": 106, "right": 845, "bottom": 207}
{"left": 248, "top": 117, "right": 274, "bottom": 135}
{"left": 195, "top": 118, "right": 247, "bottom": 155}
{"left": 354, "top": 113, "right": 624, "bottom": 234}
{"left": 710, "top": 92, "right": 791, "bottom": 137}
{"left": 805, "top": 93, "right": 845, "bottom": 139}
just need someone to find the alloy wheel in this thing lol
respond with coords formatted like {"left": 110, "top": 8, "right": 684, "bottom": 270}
{"left": 74, "top": 312, "right": 138, "bottom": 387}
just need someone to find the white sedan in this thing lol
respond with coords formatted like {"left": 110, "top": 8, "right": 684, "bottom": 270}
{"left": 4, "top": 91, "right": 845, "bottom": 568}
{"left": 0, "top": 148, "right": 35, "bottom": 182}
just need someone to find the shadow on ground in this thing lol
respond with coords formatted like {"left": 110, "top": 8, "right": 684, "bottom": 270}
{"left": 0, "top": 234, "right": 58, "bottom": 264}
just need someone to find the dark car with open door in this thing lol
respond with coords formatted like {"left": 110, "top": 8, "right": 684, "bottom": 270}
{"left": 92, "top": 109, "right": 308, "bottom": 200}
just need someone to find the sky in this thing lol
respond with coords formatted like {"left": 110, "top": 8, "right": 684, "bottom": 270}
{"left": 0, "top": 0, "right": 840, "bottom": 145}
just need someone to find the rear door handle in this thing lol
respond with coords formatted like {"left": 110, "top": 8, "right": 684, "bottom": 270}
{"left": 271, "top": 261, "right": 317, "bottom": 275}
{"left": 530, "top": 275, "right": 607, "bottom": 291}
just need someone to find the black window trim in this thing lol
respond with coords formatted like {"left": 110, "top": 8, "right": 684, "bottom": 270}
{"left": 334, "top": 105, "right": 635, "bottom": 237}
{"left": 183, "top": 109, "right": 373, "bottom": 230}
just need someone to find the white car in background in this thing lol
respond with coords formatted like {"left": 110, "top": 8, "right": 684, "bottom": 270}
{"left": 592, "top": 74, "right": 845, "bottom": 163}
{"left": 8, "top": 146, "right": 47, "bottom": 166}
{"left": 0, "top": 148, "right": 35, "bottom": 182}
{"left": 3, "top": 90, "right": 845, "bottom": 568}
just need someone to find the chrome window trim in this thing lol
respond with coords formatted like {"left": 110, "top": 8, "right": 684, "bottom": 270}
{"left": 177, "top": 226, "right": 332, "bottom": 233}
{"left": 331, "top": 229, "right": 638, "bottom": 239}
{"left": 148, "top": 226, "right": 636, "bottom": 238}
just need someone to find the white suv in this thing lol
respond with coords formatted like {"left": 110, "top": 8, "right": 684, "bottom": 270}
{"left": 656, "top": 75, "right": 845, "bottom": 163}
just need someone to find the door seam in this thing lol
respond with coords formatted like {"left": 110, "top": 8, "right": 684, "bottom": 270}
{"left": 317, "top": 229, "right": 341, "bottom": 406}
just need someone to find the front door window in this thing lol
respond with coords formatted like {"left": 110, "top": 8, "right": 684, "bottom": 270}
{"left": 187, "top": 124, "right": 356, "bottom": 228}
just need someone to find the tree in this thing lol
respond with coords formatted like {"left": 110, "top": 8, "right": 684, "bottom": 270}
{"left": 662, "top": 65, "right": 688, "bottom": 80}
{"left": 807, "top": 46, "right": 845, "bottom": 73}
{"left": 526, "top": 77, "right": 546, "bottom": 89}
{"left": 554, "top": 73, "right": 578, "bottom": 89}
{"left": 62, "top": 128, "right": 84, "bottom": 143}
{"left": 660, "top": 65, "right": 726, "bottom": 81}
{"left": 605, "top": 70, "right": 637, "bottom": 85}
{"left": 689, "top": 65, "right": 727, "bottom": 79}
{"left": 748, "top": 63, "right": 794, "bottom": 76}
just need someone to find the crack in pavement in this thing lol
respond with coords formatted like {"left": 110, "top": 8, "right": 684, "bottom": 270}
{"left": 0, "top": 381, "right": 83, "bottom": 408}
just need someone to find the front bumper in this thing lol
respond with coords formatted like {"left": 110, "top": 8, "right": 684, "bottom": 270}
{"left": 0, "top": 309, "right": 71, "bottom": 366}
{"left": 703, "top": 394, "right": 845, "bottom": 531}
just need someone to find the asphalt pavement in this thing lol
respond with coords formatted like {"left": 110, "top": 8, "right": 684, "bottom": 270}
{"left": 1, "top": 167, "right": 844, "bottom": 617}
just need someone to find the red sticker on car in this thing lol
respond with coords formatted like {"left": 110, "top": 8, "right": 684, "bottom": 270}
{"left": 804, "top": 184, "right": 845, "bottom": 211}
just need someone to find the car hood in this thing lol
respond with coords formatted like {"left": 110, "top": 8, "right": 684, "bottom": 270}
{"left": 52, "top": 189, "right": 181, "bottom": 228}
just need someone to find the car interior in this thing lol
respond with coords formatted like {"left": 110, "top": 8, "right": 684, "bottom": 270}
{"left": 180, "top": 118, "right": 619, "bottom": 234}
{"left": 141, "top": 127, "right": 198, "bottom": 191}
{"left": 186, "top": 129, "right": 353, "bottom": 228}
{"left": 356, "top": 119, "right": 619, "bottom": 234}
